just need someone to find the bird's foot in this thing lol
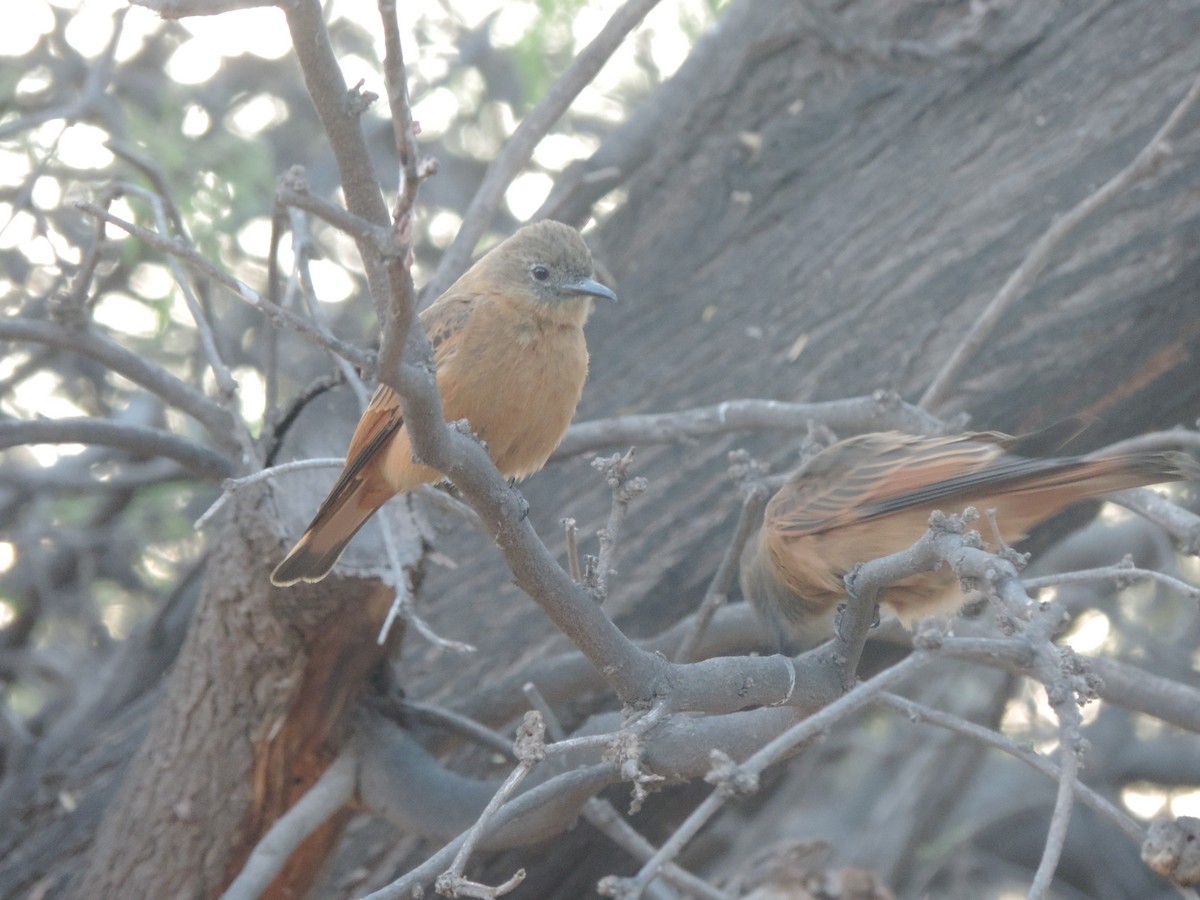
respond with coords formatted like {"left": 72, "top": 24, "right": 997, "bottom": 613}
{"left": 510, "top": 485, "right": 530, "bottom": 521}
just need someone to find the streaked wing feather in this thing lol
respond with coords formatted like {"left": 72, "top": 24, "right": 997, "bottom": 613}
{"left": 860, "top": 454, "right": 1098, "bottom": 519}
{"left": 422, "top": 292, "right": 476, "bottom": 362}
{"left": 310, "top": 384, "right": 403, "bottom": 523}
{"left": 772, "top": 435, "right": 1006, "bottom": 535}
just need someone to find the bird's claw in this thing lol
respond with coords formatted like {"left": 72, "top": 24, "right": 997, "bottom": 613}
{"left": 511, "top": 486, "right": 530, "bottom": 521}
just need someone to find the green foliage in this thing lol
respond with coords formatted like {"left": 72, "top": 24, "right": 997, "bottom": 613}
{"left": 512, "top": 0, "right": 590, "bottom": 108}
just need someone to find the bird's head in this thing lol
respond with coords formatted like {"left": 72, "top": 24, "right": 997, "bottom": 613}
{"left": 473, "top": 220, "right": 617, "bottom": 314}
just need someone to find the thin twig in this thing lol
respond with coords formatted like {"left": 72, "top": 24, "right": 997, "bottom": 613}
{"left": 437, "top": 712, "right": 545, "bottom": 898}
{"left": 277, "top": 183, "right": 391, "bottom": 249}
{"left": 519, "top": 684, "right": 729, "bottom": 899}
{"left": 401, "top": 700, "right": 515, "bottom": 758}
{"left": 424, "top": 0, "right": 666, "bottom": 299}
{"left": 586, "top": 799, "right": 733, "bottom": 900}
{"left": 365, "top": 764, "right": 619, "bottom": 900}
{"left": 284, "top": 204, "right": 372, "bottom": 409}
{"left": 0, "top": 418, "right": 234, "bottom": 481}
{"left": 920, "top": 73, "right": 1200, "bottom": 410}
{"left": 1027, "top": 713, "right": 1080, "bottom": 900}
{"left": 588, "top": 449, "right": 646, "bottom": 603}
{"left": 0, "top": 318, "right": 240, "bottom": 452}
{"left": 617, "top": 653, "right": 929, "bottom": 896}
{"left": 376, "top": 523, "right": 475, "bottom": 653}
{"left": 675, "top": 483, "right": 768, "bottom": 663}
{"left": 875, "top": 694, "right": 1144, "bottom": 846}
{"left": 76, "top": 201, "right": 374, "bottom": 370}
{"left": 377, "top": 0, "right": 429, "bottom": 215}
{"left": 280, "top": 0, "right": 393, "bottom": 320}
{"left": 127, "top": 183, "right": 259, "bottom": 462}
{"left": 1111, "top": 487, "right": 1200, "bottom": 556}
{"left": 1023, "top": 563, "right": 1199, "bottom": 601}
{"left": 193, "top": 457, "right": 344, "bottom": 530}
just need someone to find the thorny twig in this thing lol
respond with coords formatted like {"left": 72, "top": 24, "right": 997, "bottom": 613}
{"left": 520, "top": 684, "right": 730, "bottom": 900}
{"left": 588, "top": 449, "right": 646, "bottom": 603}
{"left": 436, "top": 712, "right": 545, "bottom": 899}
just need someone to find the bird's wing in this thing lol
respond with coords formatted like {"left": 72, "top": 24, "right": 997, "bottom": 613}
{"left": 423, "top": 291, "right": 477, "bottom": 364}
{"left": 308, "top": 293, "right": 480, "bottom": 521}
{"left": 305, "top": 382, "right": 404, "bottom": 525}
{"left": 770, "top": 434, "right": 1012, "bottom": 536}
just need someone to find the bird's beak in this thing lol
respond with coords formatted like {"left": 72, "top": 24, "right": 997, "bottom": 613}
{"left": 563, "top": 276, "right": 617, "bottom": 302}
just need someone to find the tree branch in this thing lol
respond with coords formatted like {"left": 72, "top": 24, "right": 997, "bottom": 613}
{"left": 0, "top": 318, "right": 241, "bottom": 453}
{"left": 0, "top": 418, "right": 234, "bottom": 480}
{"left": 552, "top": 394, "right": 946, "bottom": 460}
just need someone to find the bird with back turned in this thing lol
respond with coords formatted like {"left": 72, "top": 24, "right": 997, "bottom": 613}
{"left": 271, "top": 220, "right": 616, "bottom": 587}
{"left": 740, "top": 429, "right": 1199, "bottom": 649}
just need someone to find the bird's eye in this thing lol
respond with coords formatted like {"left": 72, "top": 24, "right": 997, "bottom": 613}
{"left": 531, "top": 265, "right": 550, "bottom": 282}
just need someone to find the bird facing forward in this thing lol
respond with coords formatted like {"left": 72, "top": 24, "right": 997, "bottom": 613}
{"left": 740, "top": 430, "right": 1197, "bottom": 648}
{"left": 271, "top": 220, "right": 616, "bottom": 587}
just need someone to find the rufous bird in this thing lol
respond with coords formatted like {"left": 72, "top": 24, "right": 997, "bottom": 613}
{"left": 271, "top": 220, "right": 616, "bottom": 586}
{"left": 740, "top": 429, "right": 1198, "bottom": 648}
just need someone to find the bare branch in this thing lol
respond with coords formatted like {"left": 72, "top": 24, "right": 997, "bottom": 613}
{"left": 128, "top": 184, "right": 259, "bottom": 462}
{"left": 615, "top": 653, "right": 930, "bottom": 896}
{"left": 0, "top": 418, "right": 234, "bottom": 480}
{"left": 552, "top": 394, "right": 946, "bottom": 461}
{"left": 876, "top": 694, "right": 1144, "bottom": 846}
{"left": 130, "top": 0, "right": 275, "bottom": 17}
{"left": 276, "top": 182, "right": 391, "bottom": 250}
{"left": 1029, "top": 713, "right": 1080, "bottom": 900}
{"left": 1023, "top": 562, "right": 1199, "bottom": 602}
{"left": 364, "top": 764, "right": 620, "bottom": 900}
{"left": 437, "top": 713, "right": 545, "bottom": 897}
{"left": 0, "top": 318, "right": 240, "bottom": 453}
{"left": 1112, "top": 487, "right": 1200, "bottom": 555}
{"left": 587, "top": 449, "right": 646, "bottom": 603}
{"left": 75, "top": 201, "right": 374, "bottom": 370}
{"left": 280, "top": 0, "right": 393, "bottom": 320}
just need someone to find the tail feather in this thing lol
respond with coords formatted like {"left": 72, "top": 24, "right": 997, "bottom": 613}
{"left": 1103, "top": 449, "right": 1200, "bottom": 486}
{"left": 271, "top": 484, "right": 381, "bottom": 586}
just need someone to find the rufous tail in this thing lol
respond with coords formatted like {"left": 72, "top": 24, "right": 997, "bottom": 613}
{"left": 271, "top": 484, "right": 382, "bottom": 586}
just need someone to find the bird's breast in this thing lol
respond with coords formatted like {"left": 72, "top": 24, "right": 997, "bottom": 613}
{"left": 438, "top": 315, "right": 589, "bottom": 479}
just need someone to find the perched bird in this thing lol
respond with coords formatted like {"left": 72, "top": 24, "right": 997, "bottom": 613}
{"left": 740, "top": 430, "right": 1197, "bottom": 647}
{"left": 271, "top": 220, "right": 616, "bottom": 586}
